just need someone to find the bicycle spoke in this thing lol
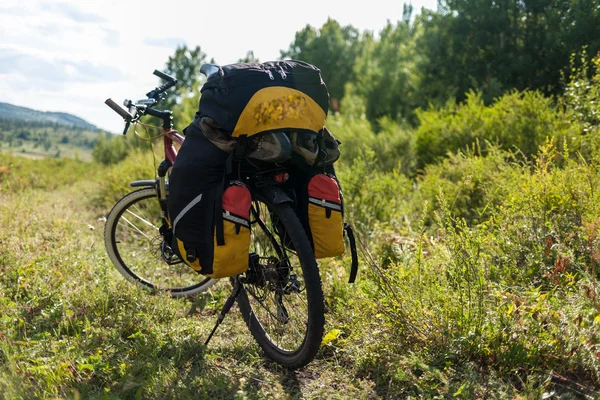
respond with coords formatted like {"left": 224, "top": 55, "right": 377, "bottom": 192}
{"left": 120, "top": 216, "right": 153, "bottom": 240}
{"left": 124, "top": 208, "right": 161, "bottom": 230}
{"left": 107, "top": 189, "right": 212, "bottom": 294}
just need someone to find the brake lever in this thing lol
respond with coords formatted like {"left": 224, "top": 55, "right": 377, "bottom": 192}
{"left": 122, "top": 120, "right": 131, "bottom": 135}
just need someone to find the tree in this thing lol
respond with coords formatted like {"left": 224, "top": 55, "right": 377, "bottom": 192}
{"left": 281, "top": 18, "right": 361, "bottom": 109}
{"left": 161, "top": 45, "right": 208, "bottom": 110}
{"left": 351, "top": 15, "right": 422, "bottom": 124}
{"left": 416, "top": 0, "right": 600, "bottom": 105}
{"left": 238, "top": 50, "right": 260, "bottom": 63}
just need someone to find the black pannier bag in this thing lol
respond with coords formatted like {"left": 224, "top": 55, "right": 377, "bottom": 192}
{"left": 167, "top": 124, "right": 252, "bottom": 278}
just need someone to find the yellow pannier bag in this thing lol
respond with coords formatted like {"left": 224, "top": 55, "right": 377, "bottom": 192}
{"left": 177, "top": 182, "right": 251, "bottom": 278}
{"left": 307, "top": 174, "right": 345, "bottom": 259}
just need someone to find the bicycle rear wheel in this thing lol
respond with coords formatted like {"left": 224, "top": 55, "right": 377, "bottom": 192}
{"left": 236, "top": 200, "right": 325, "bottom": 369}
{"left": 104, "top": 188, "right": 215, "bottom": 297}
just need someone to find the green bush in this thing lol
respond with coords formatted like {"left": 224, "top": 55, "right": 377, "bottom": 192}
{"left": 411, "top": 143, "right": 519, "bottom": 226}
{"left": 414, "top": 90, "right": 580, "bottom": 169}
{"left": 329, "top": 114, "right": 416, "bottom": 176}
{"left": 92, "top": 134, "right": 129, "bottom": 165}
{"left": 336, "top": 148, "right": 412, "bottom": 234}
{"left": 92, "top": 149, "right": 156, "bottom": 209}
{"left": 0, "top": 154, "right": 95, "bottom": 193}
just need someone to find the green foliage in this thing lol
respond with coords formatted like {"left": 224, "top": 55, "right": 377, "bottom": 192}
{"left": 92, "top": 149, "right": 156, "bottom": 208}
{"left": 0, "top": 154, "right": 96, "bottom": 193}
{"left": 560, "top": 48, "right": 600, "bottom": 160}
{"left": 161, "top": 45, "right": 207, "bottom": 110}
{"left": 171, "top": 81, "right": 201, "bottom": 133}
{"left": 413, "top": 144, "right": 517, "bottom": 225}
{"left": 351, "top": 20, "right": 422, "bottom": 124}
{"left": 348, "top": 145, "right": 600, "bottom": 397}
{"left": 281, "top": 18, "right": 361, "bottom": 107}
{"left": 329, "top": 114, "right": 416, "bottom": 176}
{"left": 237, "top": 50, "right": 260, "bottom": 63}
{"left": 562, "top": 49, "right": 600, "bottom": 132}
{"left": 414, "top": 90, "right": 580, "bottom": 169}
{"left": 418, "top": 0, "right": 600, "bottom": 105}
{"left": 337, "top": 148, "right": 412, "bottom": 233}
{"left": 92, "top": 134, "right": 129, "bottom": 165}
{"left": 0, "top": 118, "right": 99, "bottom": 161}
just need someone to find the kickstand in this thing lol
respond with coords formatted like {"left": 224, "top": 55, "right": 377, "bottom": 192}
{"left": 204, "top": 279, "right": 242, "bottom": 346}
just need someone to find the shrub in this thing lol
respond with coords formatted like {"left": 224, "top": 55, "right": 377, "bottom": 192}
{"left": 92, "top": 149, "right": 156, "bottom": 209}
{"left": 329, "top": 114, "right": 416, "bottom": 176}
{"left": 92, "top": 134, "right": 129, "bottom": 165}
{"left": 414, "top": 90, "right": 580, "bottom": 169}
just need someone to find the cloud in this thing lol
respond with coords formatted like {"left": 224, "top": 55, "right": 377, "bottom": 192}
{"left": 143, "top": 37, "right": 186, "bottom": 48}
{"left": 104, "top": 29, "right": 121, "bottom": 47}
{"left": 39, "top": 2, "right": 105, "bottom": 23}
{"left": 0, "top": 48, "right": 124, "bottom": 91}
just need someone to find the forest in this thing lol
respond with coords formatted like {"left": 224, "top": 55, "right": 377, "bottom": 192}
{"left": 1, "top": 0, "right": 600, "bottom": 398}
{"left": 0, "top": 118, "right": 101, "bottom": 161}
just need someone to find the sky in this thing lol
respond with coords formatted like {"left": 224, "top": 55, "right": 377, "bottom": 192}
{"left": 0, "top": 0, "right": 438, "bottom": 133}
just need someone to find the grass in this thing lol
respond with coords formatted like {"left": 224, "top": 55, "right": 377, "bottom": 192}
{"left": 1, "top": 146, "right": 600, "bottom": 399}
{"left": 0, "top": 141, "right": 93, "bottom": 162}
{"left": 0, "top": 155, "right": 378, "bottom": 399}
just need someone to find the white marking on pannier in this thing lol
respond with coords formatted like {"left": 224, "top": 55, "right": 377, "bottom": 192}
{"left": 223, "top": 212, "right": 250, "bottom": 228}
{"left": 308, "top": 197, "right": 342, "bottom": 211}
{"left": 172, "top": 193, "right": 203, "bottom": 235}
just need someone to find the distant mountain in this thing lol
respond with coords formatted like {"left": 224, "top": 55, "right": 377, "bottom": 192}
{"left": 0, "top": 102, "right": 98, "bottom": 131}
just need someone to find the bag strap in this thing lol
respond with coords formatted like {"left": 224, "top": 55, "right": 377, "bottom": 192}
{"left": 313, "top": 129, "right": 328, "bottom": 168}
{"left": 215, "top": 177, "right": 226, "bottom": 246}
{"left": 344, "top": 223, "right": 359, "bottom": 283}
{"left": 215, "top": 138, "right": 247, "bottom": 247}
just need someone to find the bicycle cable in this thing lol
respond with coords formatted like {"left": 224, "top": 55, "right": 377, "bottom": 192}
{"left": 131, "top": 121, "right": 163, "bottom": 177}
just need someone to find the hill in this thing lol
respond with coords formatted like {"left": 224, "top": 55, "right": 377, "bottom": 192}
{"left": 0, "top": 102, "right": 98, "bottom": 131}
{"left": 0, "top": 113, "right": 107, "bottom": 161}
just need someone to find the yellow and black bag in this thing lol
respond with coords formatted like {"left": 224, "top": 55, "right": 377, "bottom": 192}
{"left": 171, "top": 181, "right": 252, "bottom": 278}
{"left": 293, "top": 168, "right": 359, "bottom": 282}
{"left": 306, "top": 173, "right": 345, "bottom": 259}
{"left": 197, "top": 61, "right": 329, "bottom": 141}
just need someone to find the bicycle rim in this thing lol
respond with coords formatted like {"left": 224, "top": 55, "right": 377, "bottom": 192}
{"left": 104, "top": 188, "right": 215, "bottom": 297}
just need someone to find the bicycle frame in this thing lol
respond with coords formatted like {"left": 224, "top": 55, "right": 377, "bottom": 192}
{"left": 156, "top": 128, "right": 184, "bottom": 205}
{"left": 163, "top": 127, "right": 184, "bottom": 164}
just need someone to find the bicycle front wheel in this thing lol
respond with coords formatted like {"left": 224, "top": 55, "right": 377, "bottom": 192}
{"left": 104, "top": 188, "right": 215, "bottom": 297}
{"left": 237, "top": 200, "right": 325, "bottom": 369}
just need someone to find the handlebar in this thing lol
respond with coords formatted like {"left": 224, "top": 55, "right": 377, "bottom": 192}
{"left": 105, "top": 98, "right": 133, "bottom": 122}
{"left": 146, "top": 69, "right": 177, "bottom": 100}
{"left": 105, "top": 69, "right": 178, "bottom": 134}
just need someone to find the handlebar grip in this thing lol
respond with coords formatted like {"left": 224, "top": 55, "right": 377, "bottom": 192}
{"left": 105, "top": 98, "right": 133, "bottom": 122}
{"left": 153, "top": 69, "right": 176, "bottom": 82}
{"left": 158, "top": 80, "right": 177, "bottom": 92}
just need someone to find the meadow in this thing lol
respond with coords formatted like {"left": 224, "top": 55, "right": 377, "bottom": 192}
{"left": 2, "top": 74, "right": 600, "bottom": 398}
